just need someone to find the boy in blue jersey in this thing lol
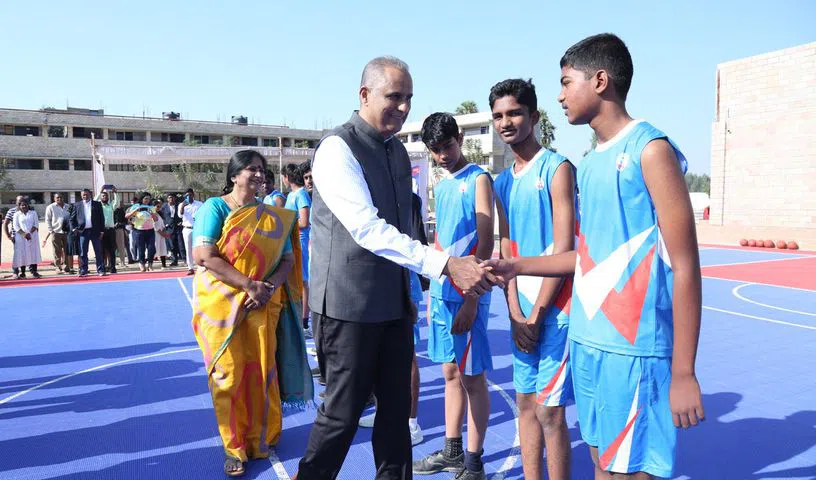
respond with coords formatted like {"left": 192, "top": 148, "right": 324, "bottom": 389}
{"left": 485, "top": 34, "right": 705, "bottom": 479}
{"left": 412, "top": 113, "right": 494, "bottom": 480}
{"left": 490, "top": 79, "right": 577, "bottom": 480}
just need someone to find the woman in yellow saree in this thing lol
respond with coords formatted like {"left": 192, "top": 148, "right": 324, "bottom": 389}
{"left": 192, "top": 150, "right": 313, "bottom": 477}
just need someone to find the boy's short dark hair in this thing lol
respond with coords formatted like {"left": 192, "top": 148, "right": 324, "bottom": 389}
{"left": 560, "top": 33, "right": 633, "bottom": 101}
{"left": 421, "top": 112, "right": 459, "bottom": 146}
{"left": 489, "top": 78, "right": 537, "bottom": 113}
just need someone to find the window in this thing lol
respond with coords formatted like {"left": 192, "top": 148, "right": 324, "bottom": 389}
{"left": 48, "top": 126, "right": 66, "bottom": 137}
{"left": 112, "top": 130, "right": 147, "bottom": 141}
{"left": 151, "top": 132, "right": 185, "bottom": 143}
{"left": 19, "top": 192, "right": 45, "bottom": 204}
{"left": 73, "top": 160, "right": 92, "bottom": 171}
{"left": 109, "top": 164, "right": 137, "bottom": 172}
{"left": 464, "top": 128, "right": 483, "bottom": 137}
{"left": 480, "top": 155, "right": 490, "bottom": 166}
{"left": 399, "top": 136, "right": 408, "bottom": 143}
{"left": 49, "top": 159, "right": 70, "bottom": 170}
{"left": 14, "top": 126, "right": 40, "bottom": 136}
{"left": 73, "top": 127, "right": 104, "bottom": 139}
{"left": 5, "top": 159, "right": 44, "bottom": 170}
{"left": 240, "top": 136, "right": 258, "bottom": 146}
{"left": 193, "top": 135, "right": 213, "bottom": 144}
{"left": 480, "top": 126, "right": 489, "bottom": 134}
{"left": 262, "top": 138, "right": 279, "bottom": 147}
{"left": 411, "top": 133, "right": 422, "bottom": 142}
{"left": 0, "top": 125, "right": 13, "bottom": 135}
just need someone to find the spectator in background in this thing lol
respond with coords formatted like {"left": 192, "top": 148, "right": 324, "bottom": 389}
{"left": 262, "top": 169, "right": 286, "bottom": 208}
{"left": 127, "top": 196, "right": 139, "bottom": 263}
{"left": 71, "top": 188, "right": 106, "bottom": 277}
{"left": 282, "top": 163, "right": 312, "bottom": 337}
{"left": 3, "top": 195, "right": 24, "bottom": 269}
{"left": 96, "top": 187, "right": 120, "bottom": 274}
{"left": 12, "top": 197, "right": 42, "bottom": 279}
{"left": 65, "top": 203, "right": 81, "bottom": 271}
{"left": 43, "top": 193, "right": 73, "bottom": 274}
{"left": 165, "top": 193, "right": 182, "bottom": 266}
{"left": 301, "top": 162, "right": 314, "bottom": 196}
{"left": 152, "top": 199, "right": 172, "bottom": 270}
{"left": 179, "top": 188, "right": 203, "bottom": 275}
{"left": 126, "top": 192, "right": 159, "bottom": 272}
{"left": 113, "top": 201, "right": 130, "bottom": 268}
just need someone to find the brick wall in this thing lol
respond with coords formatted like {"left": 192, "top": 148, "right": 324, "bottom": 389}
{"left": 710, "top": 41, "right": 816, "bottom": 236}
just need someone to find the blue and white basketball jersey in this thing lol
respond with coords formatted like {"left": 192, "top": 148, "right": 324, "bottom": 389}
{"left": 284, "top": 188, "right": 311, "bottom": 242}
{"left": 431, "top": 163, "right": 491, "bottom": 305}
{"left": 494, "top": 149, "right": 576, "bottom": 326}
{"left": 570, "top": 120, "right": 688, "bottom": 357}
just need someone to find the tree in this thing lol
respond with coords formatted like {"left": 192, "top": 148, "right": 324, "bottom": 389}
{"left": 455, "top": 101, "right": 479, "bottom": 115}
{"left": 0, "top": 158, "right": 15, "bottom": 204}
{"left": 582, "top": 132, "right": 598, "bottom": 156}
{"left": 685, "top": 173, "right": 710, "bottom": 194}
{"left": 537, "top": 108, "right": 556, "bottom": 150}
{"left": 462, "top": 139, "right": 487, "bottom": 171}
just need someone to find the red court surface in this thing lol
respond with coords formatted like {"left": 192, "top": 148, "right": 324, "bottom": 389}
{"left": 702, "top": 255, "right": 816, "bottom": 291}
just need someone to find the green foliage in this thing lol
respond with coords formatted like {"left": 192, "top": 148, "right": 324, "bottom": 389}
{"left": 0, "top": 158, "right": 15, "bottom": 202}
{"left": 537, "top": 109, "right": 556, "bottom": 150}
{"left": 582, "top": 132, "right": 598, "bottom": 157}
{"left": 685, "top": 173, "right": 711, "bottom": 194}
{"left": 455, "top": 101, "right": 479, "bottom": 115}
{"left": 462, "top": 139, "right": 485, "bottom": 168}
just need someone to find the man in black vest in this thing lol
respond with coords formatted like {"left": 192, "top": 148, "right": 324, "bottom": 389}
{"left": 297, "top": 56, "right": 493, "bottom": 480}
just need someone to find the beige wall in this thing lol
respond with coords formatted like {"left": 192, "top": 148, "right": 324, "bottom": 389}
{"left": 709, "top": 41, "right": 816, "bottom": 242}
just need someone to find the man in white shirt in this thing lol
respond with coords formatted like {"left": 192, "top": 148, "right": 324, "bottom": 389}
{"left": 296, "top": 56, "right": 493, "bottom": 480}
{"left": 178, "top": 188, "right": 203, "bottom": 275}
{"left": 43, "top": 193, "right": 74, "bottom": 274}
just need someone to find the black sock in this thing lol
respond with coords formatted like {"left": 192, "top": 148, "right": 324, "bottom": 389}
{"left": 464, "top": 449, "right": 484, "bottom": 472}
{"left": 444, "top": 437, "right": 463, "bottom": 458}
{"left": 302, "top": 318, "right": 309, "bottom": 329}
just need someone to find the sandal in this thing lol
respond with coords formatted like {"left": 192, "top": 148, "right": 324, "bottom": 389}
{"left": 224, "top": 457, "right": 245, "bottom": 477}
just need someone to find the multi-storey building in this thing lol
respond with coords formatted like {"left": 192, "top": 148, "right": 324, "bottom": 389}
{"left": 0, "top": 107, "right": 324, "bottom": 213}
{"left": 397, "top": 112, "right": 520, "bottom": 175}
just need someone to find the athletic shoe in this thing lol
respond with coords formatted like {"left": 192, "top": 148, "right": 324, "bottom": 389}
{"left": 31, "top": 272, "right": 42, "bottom": 279}
{"left": 187, "top": 269, "right": 195, "bottom": 275}
{"left": 306, "top": 347, "right": 318, "bottom": 357}
{"left": 454, "top": 467, "right": 486, "bottom": 480}
{"left": 358, "top": 412, "right": 376, "bottom": 428}
{"left": 410, "top": 422, "right": 424, "bottom": 446}
{"left": 310, "top": 366, "right": 321, "bottom": 377}
{"left": 413, "top": 450, "right": 464, "bottom": 475}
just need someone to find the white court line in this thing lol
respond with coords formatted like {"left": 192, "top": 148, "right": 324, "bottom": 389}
{"left": 0, "top": 347, "right": 200, "bottom": 406}
{"left": 703, "top": 276, "right": 816, "bottom": 293}
{"left": 702, "top": 255, "right": 808, "bottom": 269}
{"left": 178, "top": 277, "right": 297, "bottom": 479}
{"left": 178, "top": 278, "right": 519, "bottom": 479}
{"left": 415, "top": 352, "right": 520, "bottom": 480}
{"left": 732, "top": 283, "right": 816, "bottom": 317}
{"left": 703, "top": 306, "right": 816, "bottom": 331}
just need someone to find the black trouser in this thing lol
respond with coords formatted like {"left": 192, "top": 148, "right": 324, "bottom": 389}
{"left": 101, "top": 228, "right": 117, "bottom": 271}
{"left": 297, "top": 314, "right": 413, "bottom": 480}
{"left": 133, "top": 229, "right": 156, "bottom": 265}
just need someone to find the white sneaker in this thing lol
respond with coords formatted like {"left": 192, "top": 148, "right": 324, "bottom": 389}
{"left": 306, "top": 347, "right": 318, "bottom": 357}
{"left": 409, "top": 422, "right": 424, "bottom": 446}
{"left": 358, "top": 411, "right": 376, "bottom": 428}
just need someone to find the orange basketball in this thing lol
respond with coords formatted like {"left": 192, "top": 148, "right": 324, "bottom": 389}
{"left": 788, "top": 241, "right": 799, "bottom": 250}
{"left": 739, "top": 239, "right": 748, "bottom": 246}
{"left": 764, "top": 240, "right": 775, "bottom": 248}
{"left": 747, "top": 239, "right": 756, "bottom": 247}
{"left": 777, "top": 240, "right": 788, "bottom": 249}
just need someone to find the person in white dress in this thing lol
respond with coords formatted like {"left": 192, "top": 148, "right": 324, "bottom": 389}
{"left": 11, "top": 197, "right": 42, "bottom": 279}
{"left": 153, "top": 199, "right": 173, "bottom": 270}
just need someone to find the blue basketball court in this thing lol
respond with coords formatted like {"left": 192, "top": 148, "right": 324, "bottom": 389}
{"left": 1, "top": 246, "right": 814, "bottom": 479}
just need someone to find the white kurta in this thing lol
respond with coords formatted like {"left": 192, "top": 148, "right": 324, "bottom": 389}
{"left": 12, "top": 210, "right": 42, "bottom": 267}
{"left": 154, "top": 217, "right": 168, "bottom": 257}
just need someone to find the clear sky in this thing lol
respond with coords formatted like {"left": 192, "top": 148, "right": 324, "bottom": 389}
{"left": 1, "top": 0, "right": 813, "bottom": 173}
